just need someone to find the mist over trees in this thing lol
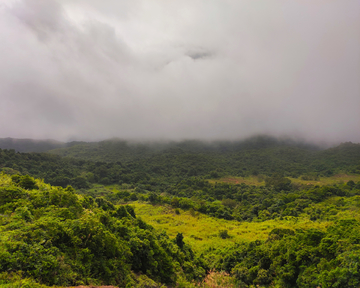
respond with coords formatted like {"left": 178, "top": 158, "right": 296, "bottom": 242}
{"left": 1, "top": 136, "right": 359, "bottom": 191}
{"left": 0, "top": 135, "right": 360, "bottom": 287}
{"left": 1, "top": 0, "right": 359, "bottom": 286}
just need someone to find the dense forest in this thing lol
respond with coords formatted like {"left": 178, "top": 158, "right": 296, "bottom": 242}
{"left": 1, "top": 136, "right": 360, "bottom": 287}
{"left": 0, "top": 138, "right": 66, "bottom": 153}
{"left": 0, "top": 174, "right": 205, "bottom": 287}
{"left": 1, "top": 136, "right": 359, "bottom": 190}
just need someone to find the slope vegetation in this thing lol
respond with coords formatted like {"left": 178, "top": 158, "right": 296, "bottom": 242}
{"left": 0, "top": 138, "right": 66, "bottom": 153}
{"left": 0, "top": 174, "right": 204, "bottom": 287}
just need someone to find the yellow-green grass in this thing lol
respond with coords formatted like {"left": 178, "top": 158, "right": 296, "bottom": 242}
{"left": 289, "top": 174, "right": 360, "bottom": 186}
{"left": 206, "top": 176, "right": 265, "bottom": 186}
{"left": 312, "top": 195, "right": 360, "bottom": 221}
{"left": 87, "top": 183, "right": 135, "bottom": 195}
{"left": 133, "top": 203, "right": 331, "bottom": 254}
{"left": 207, "top": 174, "right": 360, "bottom": 187}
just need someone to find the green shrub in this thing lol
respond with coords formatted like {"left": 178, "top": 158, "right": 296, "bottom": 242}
{"left": 219, "top": 230, "right": 230, "bottom": 239}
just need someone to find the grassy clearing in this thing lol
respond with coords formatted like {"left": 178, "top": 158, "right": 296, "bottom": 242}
{"left": 311, "top": 195, "right": 360, "bottom": 221}
{"left": 83, "top": 183, "right": 135, "bottom": 197}
{"left": 290, "top": 174, "right": 360, "bottom": 186}
{"left": 133, "top": 203, "right": 331, "bottom": 254}
{"left": 87, "top": 174, "right": 359, "bottom": 197}
{"left": 207, "top": 174, "right": 360, "bottom": 187}
{"left": 86, "top": 184, "right": 113, "bottom": 195}
{"left": 206, "top": 176, "right": 264, "bottom": 186}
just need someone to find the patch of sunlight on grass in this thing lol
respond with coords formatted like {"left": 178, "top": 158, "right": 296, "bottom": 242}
{"left": 206, "top": 175, "right": 264, "bottom": 186}
{"left": 206, "top": 174, "right": 360, "bottom": 187}
{"left": 289, "top": 174, "right": 360, "bottom": 186}
{"left": 132, "top": 203, "right": 331, "bottom": 254}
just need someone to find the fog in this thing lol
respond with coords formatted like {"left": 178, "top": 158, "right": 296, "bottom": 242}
{"left": 0, "top": 0, "right": 359, "bottom": 143}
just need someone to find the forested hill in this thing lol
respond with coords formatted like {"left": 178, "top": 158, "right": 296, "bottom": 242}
{"left": 0, "top": 174, "right": 205, "bottom": 287}
{"left": 0, "top": 136, "right": 359, "bottom": 190}
{"left": 47, "top": 136, "right": 321, "bottom": 163}
{"left": 46, "top": 136, "right": 360, "bottom": 177}
{"left": 0, "top": 137, "right": 66, "bottom": 153}
{"left": 1, "top": 138, "right": 360, "bottom": 287}
{"left": 0, "top": 137, "right": 92, "bottom": 153}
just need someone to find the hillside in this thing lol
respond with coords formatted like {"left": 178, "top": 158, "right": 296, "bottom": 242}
{"left": 0, "top": 174, "right": 205, "bottom": 287}
{"left": 1, "top": 135, "right": 360, "bottom": 287}
{"left": 0, "top": 138, "right": 66, "bottom": 153}
{"left": 47, "top": 136, "right": 321, "bottom": 163}
{"left": 46, "top": 137, "right": 360, "bottom": 177}
{"left": 0, "top": 136, "right": 359, "bottom": 192}
{"left": 2, "top": 172, "right": 360, "bottom": 287}
{"left": 2, "top": 136, "right": 359, "bottom": 180}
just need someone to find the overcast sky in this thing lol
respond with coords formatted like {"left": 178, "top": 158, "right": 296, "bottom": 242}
{"left": 0, "top": 0, "right": 359, "bottom": 143}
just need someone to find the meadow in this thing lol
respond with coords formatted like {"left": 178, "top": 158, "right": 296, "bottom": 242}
{"left": 133, "top": 202, "right": 331, "bottom": 254}
{"left": 1, "top": 138, "right": 360, "bottom": 287}
{"left": 207, "top": 174, "right": 360, "bottom": 187}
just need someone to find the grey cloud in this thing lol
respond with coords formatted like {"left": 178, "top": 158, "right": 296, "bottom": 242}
{"left": 0, "top": 0, "right": 359, "bottom": 143}
{"left": 12, "top": 0, "right": 65, "bottom": 41}
{"left": 185, "top": 48, "right": 214, "bottom": 60}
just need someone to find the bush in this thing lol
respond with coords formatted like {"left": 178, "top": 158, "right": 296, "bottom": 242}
{"left": 12, "top": 175, "right": 38, "bottom": 190}
{"left": 219, "top": 230, "right": 230, "bottom": 239}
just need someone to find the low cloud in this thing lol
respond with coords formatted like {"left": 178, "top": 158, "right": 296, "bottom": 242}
{"left": 185, "top": 48, "right": 214, "bottom": 60}
{"left": 0, "top": 0, "right": 359, "bottom": 143}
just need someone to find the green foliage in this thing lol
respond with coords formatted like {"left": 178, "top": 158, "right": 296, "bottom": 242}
{"left": 1, "top": 136, "right": 360, "bottom": 287}
{"left": 0, "top": 272, "right": 54, "bottom": 288}
{"left": 12, "top": 174, "right": 38, "bottom": 190}
{"left": 265, "top": 174, "right": 292, "bottom": 191}
{"left": 210, "top": 220, "right": 360, "bottom": 287}
{"left": 0, "top": 186, "right": 27, "bottom": 207}
{"left": 1, "top": 137, "right": 360, "bottom": 194}
{"left": 218, "top": 230, "right": 230, "bottom": 239}
{"left": 126, "top": 178, "right": 360, "bottom": 223}
{"left": 176, "top": 233, "right": 184, "bottom": 249}
{"left": 0, "top": 138, "right": 65, "bottom": 153}
{"left": 268, "top": 228, "right": 295, "bottom": 240}
{"left": 0, "top": 174, "right": 205, "bottom": 287}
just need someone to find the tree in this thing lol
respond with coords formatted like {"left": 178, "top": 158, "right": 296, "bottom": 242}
{"left": 265, "top": 174, "right": 292, "bottom": 191}
{"left": 18, "top": 175, "right": 38, "bottom": 190}
{"left": 176, "top": 233, "right": 184, "bottom": 249}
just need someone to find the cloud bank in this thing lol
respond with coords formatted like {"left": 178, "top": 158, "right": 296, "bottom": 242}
{"left": 0, "top": 0, "right": 359, "bottom": 143}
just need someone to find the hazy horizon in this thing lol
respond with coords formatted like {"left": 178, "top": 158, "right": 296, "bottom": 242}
{"left": 1, "top": 134, "right": 354, "bottom": 150}
{"left": 1, "top": 0, "right": 359, "bottom": 143}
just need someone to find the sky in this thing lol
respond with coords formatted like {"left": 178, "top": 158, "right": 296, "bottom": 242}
{"left": 0, "top": 0, "right": 359, "bottom": 143}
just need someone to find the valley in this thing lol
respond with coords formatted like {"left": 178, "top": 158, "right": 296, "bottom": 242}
{"left": 0, "top": 136, "right": 360, "bottom": 287}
